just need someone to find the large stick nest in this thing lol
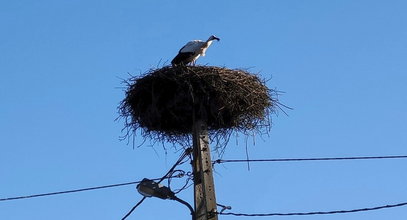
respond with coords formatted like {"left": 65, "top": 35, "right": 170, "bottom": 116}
{"left": 119, "top": 65, "right": 277, "bottom": 145}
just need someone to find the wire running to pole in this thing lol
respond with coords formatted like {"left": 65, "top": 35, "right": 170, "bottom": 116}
{"left": 121, "top": 197, "right": 147, "bottom": 220}
{"left": 214, "top": 155, "right": 407, "bottom": 164}
{"left": 0, "top": 179, "right": 162, "bottom": 202}
{"left": 121, "top": 148, "right": 192, "bottom": 220}
{"left": 218, "top": 201, "right": 407, "bottom": 217}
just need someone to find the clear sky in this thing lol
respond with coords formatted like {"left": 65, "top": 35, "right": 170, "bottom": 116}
{"left": 1, "top": 0, "right": 407, "bottom": 219}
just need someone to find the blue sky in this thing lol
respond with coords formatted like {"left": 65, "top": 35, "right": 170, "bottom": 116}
{"left": 1, "top": 0, "right": 407, "bottom": 219}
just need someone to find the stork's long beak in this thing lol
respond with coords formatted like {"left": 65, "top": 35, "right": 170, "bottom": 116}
{"left": 210, "top": 35, "right": 220, "bottom": 41}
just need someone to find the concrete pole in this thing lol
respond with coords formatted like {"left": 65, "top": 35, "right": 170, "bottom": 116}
{"left": 192, "top": 119, "right": 218, "bottom": 220}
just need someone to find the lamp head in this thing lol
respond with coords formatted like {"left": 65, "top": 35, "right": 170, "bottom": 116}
{"left": 137, "top": 178, "right": 174, "bottom": 200}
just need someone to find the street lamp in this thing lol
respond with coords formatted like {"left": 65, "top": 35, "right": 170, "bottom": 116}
{"left": 137, "top": 178, "right": 175, "bottom": 199}
{"left": 137, "top": 178, "right": 195, "bottom": 220}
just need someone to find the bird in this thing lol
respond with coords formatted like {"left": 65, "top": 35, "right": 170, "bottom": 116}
{"left": 171, "top": 35, "right": 220, "bottom": 66}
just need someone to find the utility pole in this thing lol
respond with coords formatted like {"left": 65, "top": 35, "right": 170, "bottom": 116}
{"left": 192, "top": 119, "right": 218, "bottom": 220}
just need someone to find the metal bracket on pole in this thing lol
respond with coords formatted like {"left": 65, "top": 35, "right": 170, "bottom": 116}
{"left": 192, "top": 119, "right": 218, "bottom": 220}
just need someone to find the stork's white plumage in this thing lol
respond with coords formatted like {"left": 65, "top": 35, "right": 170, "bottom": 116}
{"left": 171, "top": 35, "right": 220, "bottom": 66}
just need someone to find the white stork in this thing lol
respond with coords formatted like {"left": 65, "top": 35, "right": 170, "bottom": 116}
{"left": 171, "top": 35, "right": 220, "bottom": 66}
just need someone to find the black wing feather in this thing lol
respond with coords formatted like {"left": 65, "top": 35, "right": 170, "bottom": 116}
{"left": 171, "top": 52, "right": 195, "bottom": 66}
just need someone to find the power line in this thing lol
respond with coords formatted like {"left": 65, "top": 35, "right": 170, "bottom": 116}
{"left": 0, "top": 179, "right": 161, "bottom": 202}
{"left": 218, "top": 201, "right": 407, "bottom": 217}
{"left": 121, "top": 197, "right": 147, "bottom": 220}
{"left": 121, "top": 148, "right": 192, "bottom": 220}
{"left": 214, "top": 155, "right": 407, "bottom": 164}
{"left": 1, "top": 150, "right": 193, "bottom": 204}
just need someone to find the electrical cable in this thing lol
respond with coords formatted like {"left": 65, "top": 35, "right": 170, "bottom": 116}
{"left": 173, "top": 176, "right": 193, "bottom": 194}
{"left": 0, "top": 179, "right": 161, "bottom": 202}
{"left": 158, "top": 148, "right": 192, "bottom": 184}
{"left": 217, "top": 201, "right": 407, "bottom": 217}
{"left": 167, "top": 170, "right": 186, "bottom": 191}
{"left": 0, "top": 169, "right": 188, "bottom": 203}
{"left": 121, "top": 148, "right": 192, "bottom": 220}
{"left": 214, "top": 155, "right": 407, "bottom": 164}
{"left": 4, "top": 152, "right": 405, "bottom": 218}
{"left": 0, "top": 149, "right": 191, "bottom": 220}
{"left": 121, "top": 197, "right": 146, "bottom": 220}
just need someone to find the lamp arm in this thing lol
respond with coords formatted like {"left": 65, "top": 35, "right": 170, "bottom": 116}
{"left": 171, "top": 196, "right": 195, "bottom": 220}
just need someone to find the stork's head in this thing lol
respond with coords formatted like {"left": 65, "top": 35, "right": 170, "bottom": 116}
{"left": 208, "top": 35, "right": 220, "bottom": 41}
